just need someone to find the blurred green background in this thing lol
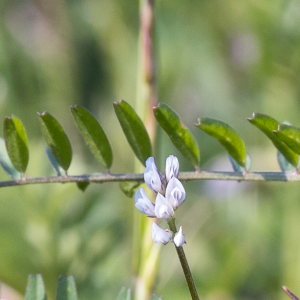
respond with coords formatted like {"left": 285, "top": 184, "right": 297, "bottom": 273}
{"left": 1, "top": 0, "right": 300, "bottom": 299}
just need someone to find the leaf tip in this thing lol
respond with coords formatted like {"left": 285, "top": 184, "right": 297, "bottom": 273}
{"left": 153, "top": 102, "right": 162, "bottom": 109}
{"left": 247, "top": 112, "right": 257, "bottom": 122}
{"left": 70, "top": 104, "right": 78, "bottom": 110}
{"left": 37, "top": 111, "right": 47, "bottom": 117}
{"left": 194, "top": 118, "right": 201, "bottom": 126}
{"left": 113, "top": 99, "right": 124, "bottom": 106}
{"left": 274, "top": 123, "right": 284, "bottom": 133}
{"left": 11, "top": 114, "right": 18, "bottom": 119}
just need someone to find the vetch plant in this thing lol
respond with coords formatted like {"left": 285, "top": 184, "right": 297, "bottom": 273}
{"left": 1, "top": 105, "right": 300, "bottom": 300}
{"left": 0, "top": 0, "right": 299, "bottom": 297}
{"left": 2, "top": 102, "right": 300, "bottom": 300}
{"left": 135, "top": 155, "right": 199, "bottom": 300}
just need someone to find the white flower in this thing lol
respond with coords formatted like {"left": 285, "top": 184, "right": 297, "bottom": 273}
{"left": 155, "top": 193, "right": 174, "bottom": 220}
{"left": 135, "top": 187, "right": 156, "bottom": 217}
{"left": 144, "top": 157, "right": 164, "bottom": 193}
{"left": 173, "top": 226, "right": 186, "bottom": 247}
{"left": 152, "top": 222, "right": 172, "bottom": 244}
{"left": 165, "top": 177, "right": 186, "bottom": 210}
{"left": 165, "top": 155, "right": 179, "bottom": 182}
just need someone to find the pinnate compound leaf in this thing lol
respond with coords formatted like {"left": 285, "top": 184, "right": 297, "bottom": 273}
{"left": 3, "top": 115, "right": 29, "bottom": 173}
{"left": 25, "top": 274, "right": 47, "bottom": 300}
{"left": 247, "top": 113, "right": 298, "bottom": 167}
{"left": 153, "top": 103, "right": 200, "bottom": 168}
{"left": 38, "top": 112, "right": 72, "bottom": 172}
{"left": 56, "top": 275, "right": 78, "bottom": 300}
{"left": 114, "top": 100, "right": 152, "bottom": 165}
{"left": 0, "top": 137, "right": 22, "bottom": 179}
{"left": 196, "top": 117, "right": 246, "bottom": 167}
{"left": 71, "top": 105, "right": 113, "bottom": 169}
{"left": 116, "top": 287, "right": 131, "bottom": 300}
{"left": 273, "top": 124, "right": 300, "bottom": 155}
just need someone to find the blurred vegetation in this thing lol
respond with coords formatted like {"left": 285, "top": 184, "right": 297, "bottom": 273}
{"left": 1, "top": 0, "right": 300, "bottom": 299}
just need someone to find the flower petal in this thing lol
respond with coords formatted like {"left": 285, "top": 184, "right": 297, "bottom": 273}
{"left": 155, "top": 193, "right": 174, "bottom": 220}
{"left": 144, "top": 157, "right": 164, "bottom": 193}
{"left": 165, "top": 177, "right": 186, "bottom": 210}
{"left": 165, "top": 155, "right": 179, "bottom": 182}
{"left": 135, "top": 187, "right": 156, "bottom": 217}
{"left": 173, "top": 226, "right": 186, "bottom": 247}
{"left": 152, "top": 222, "right": 172, "bottom": 245}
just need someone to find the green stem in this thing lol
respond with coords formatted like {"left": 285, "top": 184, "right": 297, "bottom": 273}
{"left": 175, "top": 247, "right": 200, "bottom": 300}
{"left": 134, "top": 0, "right": 158, "bottom": 298}
{"left": 168, "top": 219, "right": 200, "bottom": 300}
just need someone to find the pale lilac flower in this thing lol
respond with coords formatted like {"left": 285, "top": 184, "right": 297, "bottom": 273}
{"left": 155, "top": 193, "right": 174, "bottom": 220}
{"left": 144, "top": 157, "right": 164, "bottom": 193}
{"left": 173, "top": 226, "right": 186, "bottom": 247}
{"left": 135, "top": 187, "right": 156, "bottom": 217}
{"left": 165, "top": 177, "right": 186, "bottom": 210}
{"left": 165, "top": 155, "right": 179, "bottom": 183}
{"left": 152, "top": 222, "right": 172, "bottom": 244}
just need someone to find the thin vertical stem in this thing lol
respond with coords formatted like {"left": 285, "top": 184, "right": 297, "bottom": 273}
{"left": 174, "top": 246, "right": 200, "bottom": 300}
{"left": 168, "top": 219, "right": 200, "bottom": 300}
{"left": 134, "top": 0, "right": 158, "bottom": 299}
{"left": 136, "top": 0, "right": 157, "bottom": 130}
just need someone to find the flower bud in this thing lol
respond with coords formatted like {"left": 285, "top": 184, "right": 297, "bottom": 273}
{"left": 165, "top": 155, "right": 179, "bottom": 183}
{"left": 155, "top": 193, "right": 174, "bottom": 220}
{"left": 165, "top": 177, "right": 186, "bottom": 210}
{"left": 144, "top": 157, "right": 164, "bottom": 193}
{"left": 152, "top": 222, "right": 172, "bottom": 245}
{"left": 173, "top": 226, "right": 186, "bottom": 247}
{"left": 135, "top": 187, "right": 156, "bottom": 217}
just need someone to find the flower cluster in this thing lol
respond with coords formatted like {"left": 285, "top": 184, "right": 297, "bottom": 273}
{"left": 135, "top": 155, "right": 186, "bottom": 247}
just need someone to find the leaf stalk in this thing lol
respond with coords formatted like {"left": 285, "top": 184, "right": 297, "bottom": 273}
{"left": 1, "top": 171, "right": 300, "bottom": 188}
